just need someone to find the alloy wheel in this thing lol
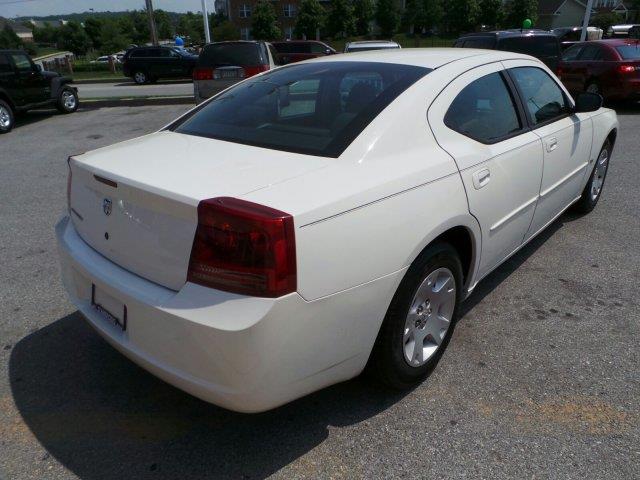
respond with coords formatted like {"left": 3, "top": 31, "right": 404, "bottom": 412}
{"left": 403, "top": 267, "right": 456, "bottom": 367}
{"left": 591, "top": 148, "right": 609, "bottom": 201}
{"left": 0, "top": 105, "right": 11, "bottom": 128}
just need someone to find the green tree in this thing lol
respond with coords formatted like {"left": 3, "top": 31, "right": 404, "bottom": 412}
{"left": 0, "top": 24, "right": 23, "bottom": 50}
{"left": 503, "top": 0, "right": 538, "bottom": 28}
{"left": 295, "top": 0, "right": 325, "bottom": 39}
{"left": 326, "top": 0, "right": 356, "bottom": 38}
{"left": 252, "top": 0, "right": 281, "bottom": 40}
{"left": 58, "top": 21, "right": 92, "bottom": 55}
{"left": 478, "top": 0, "right": 504, "bottom": 29}
{"left": 84, "top": 17, "right": 104, "bottom": 49}
{"left": 443, "top": 0, "right": 480, "bottom": 34}
{"left": 213, "top": 20, "right": 240, "bottom": 41}
{"left": 376, "top": 0, "right": 400, "bottom": 37}
{"left": 155, "top": 9, "right": 174, "bottom": 39}
{"left": 177, "top": 12, "right": 205, "bottom": 44}
{"left": 420, "top": 0, "right": 444, "bottom": 32}
{"left": 590, "top": 12, "right": 619, "bottom": 34}
{"left": 353, "top": 0, "right": 375, "bottom": 35}
{"left": 100, "top": 19, "right": 131, "bottom": 54}
{"left": 32, "top": 24, "right": 58, "bottom": 44}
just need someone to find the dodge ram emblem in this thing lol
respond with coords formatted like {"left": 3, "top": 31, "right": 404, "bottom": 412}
{"left": 103, "top": 198, "right": 112, "bottom": 216}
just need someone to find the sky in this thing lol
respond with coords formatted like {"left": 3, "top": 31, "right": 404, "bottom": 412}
{"left": 0, "top": 0, "right": 215, "bottom": 18}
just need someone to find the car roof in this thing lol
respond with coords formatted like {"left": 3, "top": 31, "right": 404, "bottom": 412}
{"left": 585, "top": 38, "right": 640, "bottom": 46}
{"left": 204, "top": 40, "right": 264, "bottom": 46}
{"left": 0, "top": 49, "right": 28, "bottom": 54}
{"left": 306, "top": 48, "right": 534, "bottom": 69}
{"left": 459, "top": 29, "right": 556, "bottom": 38}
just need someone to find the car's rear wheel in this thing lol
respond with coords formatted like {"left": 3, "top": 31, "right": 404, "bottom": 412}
{"left": 368, "top": 242, "right": 462, "bottom": 389}
{"left": 0, "top": 100, "right": 14, "bottom": 134}
{"left": 133, "top": 71, "right": 148, "bottom": 84}
{"left": 56, "top": 87, "right": 78, "bottom": 114}
{"left": 573, "top": 140, "right": 611, "bottom": 214}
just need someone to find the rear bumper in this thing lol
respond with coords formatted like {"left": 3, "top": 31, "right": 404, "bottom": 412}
{"left": 56, "top": 215, "right": 400, "bottom": 412}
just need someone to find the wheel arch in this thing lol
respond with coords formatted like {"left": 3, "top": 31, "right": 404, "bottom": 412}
{"left": 405, "top": 215, "right": 481, "bottom": 295}
{"left": 0, "top": 90, "right": 16, "bottom": 111}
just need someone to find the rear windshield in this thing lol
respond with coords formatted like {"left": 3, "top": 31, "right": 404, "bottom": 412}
{"left": 498, "top": 36, "right": 559, "bottom": 58}
{"left": 459, "top": 37, "right": 497, "bottom": 49}
{"left": 346, "top": 45, "right": 400, "bottom": 52}
{"left": 199, "top": 43, "right": 264, "bottom": 67}
{"left": 615, "top": 45, "right": 640, "bottom": 59}
{"left": 171, "top": 61, "right": 429, "bottom": 157}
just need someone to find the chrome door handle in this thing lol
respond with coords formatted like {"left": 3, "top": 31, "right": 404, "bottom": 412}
{"left": 472, "top": 168, "right": 490, "bottom": 189}
{"left": 546, "top": 138, "right": 558, "bottom": 152}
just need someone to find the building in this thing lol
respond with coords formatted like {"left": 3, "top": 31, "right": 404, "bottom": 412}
{"left": 226, "top": 0, "right": 329, "bottom": 40}
{"left": 0, "top": 17, "right": 34, "bottom": 42}
{"left": 537, "top": 0, "right": 637, "bottom": 30}
{"left": 29, "top": 19, "right": 67, "bottom": 29}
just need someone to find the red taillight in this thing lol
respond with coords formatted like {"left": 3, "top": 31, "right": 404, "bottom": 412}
{"left": 618, "top": 64, "right": 636, "bottom": 74}
{"left": 243, "top": 64, "right": 269, "bottom": 77}
{"left": 193, "top": 67, "right": 214, "bottom": 80}
{"left": 187, "top": 197, "right": 296, "bottom": 298}
{"left": 66, "top": 156, "right": 72, "bottom": 212}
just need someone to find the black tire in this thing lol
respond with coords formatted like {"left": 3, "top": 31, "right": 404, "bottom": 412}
{"left": 133, "top": 70, "right": 148, "bottom": 84}
{"left": 573, "top": 140, "right": 611, "bottom": 214}
{"left": 0, "top": 99, "right": 14, "bottom": 134}
{"left": 368, "top": 242, "right": 463, "bottom": 389}
{"left": 56, "top": 87, "right": 78, "bottom": 114}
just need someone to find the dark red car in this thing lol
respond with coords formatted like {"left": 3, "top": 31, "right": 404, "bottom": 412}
{"left": 557, "top": 39, "right": 640, "bottom": 101}
{"left": 271, "top": 41, "right": 336, "bottom": 65}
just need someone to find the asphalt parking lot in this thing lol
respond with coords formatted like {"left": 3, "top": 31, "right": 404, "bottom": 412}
{"left": 1, "top": 105, "right": 638, "bottom": 480}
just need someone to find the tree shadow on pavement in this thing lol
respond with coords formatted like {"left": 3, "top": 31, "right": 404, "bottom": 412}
{"left": 9, "top": 211, "right": 580, "bottom": 480}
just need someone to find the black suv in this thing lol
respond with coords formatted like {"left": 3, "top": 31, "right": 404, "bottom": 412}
{"left": 454, "top": 30, "right": 562, "bottom": 72}
{"left": 122, "top": 46, "right": 199, "bottom": 84}
{"left": 0, "top": 49, "right": 78, "bottom": 134}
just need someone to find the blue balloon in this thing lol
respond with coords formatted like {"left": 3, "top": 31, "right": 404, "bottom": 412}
{"left": 175, "top": 36, "right": 184, "bottom": 46}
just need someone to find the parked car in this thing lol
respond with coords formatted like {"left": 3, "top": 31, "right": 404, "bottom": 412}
{"left": 58, "top": 49, "right": 617, "bottom": 413}
{"left": 552, "top": 26, "right": 603, "bottom": 50}
{"left": 454, "top": 30, "right": 562, "bottom": 71}
{"left": 193, "top": 41, "right": 278, "bottom": 104}
{"left": 122, "top": 46, "right": 199, "bottom": 84}
{"left": 557, "top": 39, "right": 640, "bottom": 101}
{"left": 271, "top": 40, "right": 336, "bottom": 64}
{"left": 608, "top": 24, "right": 640, "bottom": 39}
{"left": 0, "top": 49, "right": 78, "bottom": 134}
{"left": 344, "top": 40, "right": 401, "bottom": 52}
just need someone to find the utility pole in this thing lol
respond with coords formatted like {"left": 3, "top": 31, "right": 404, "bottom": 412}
{"left": 580, "top": 0, "right": 595, "bottom": 42}
{"left": 145, "top": 0, "right": 159, "bottom": 45}
{"left": 202, "top": 0, "right": 211, "bottom": 44}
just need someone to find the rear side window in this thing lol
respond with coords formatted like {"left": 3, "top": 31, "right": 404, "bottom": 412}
{"left": 172, "top": 62, "right": 430, "bottom": 157}
{"left": 579, "top": 44, "right": 603, "bottom": 60}
{"left": 199, "top": 43, "right": 263, "bottom": 67}
{"left": 509, "top": 67, "right": 569, "bottom": 125}
{"left": 310, "top": 43, "right": 328, "bottom": 53}
{"left": 10, "top": 54, "right": 32, "bottom": 72}
{"left": 444, "top": 72, "right": 521, "bottom": 144}
{"left": 461, "top": 37, "right": 497, "bottom": 49}
{"left": 130, "top": 49, "right": 149, "bottom": 58}
{"left": 0, "top": 54, "right": 12, "bottom": 73}
{"left": 615, "top": 45, "right": 640, "bottom": 59}
{"left": 498, "top": 36, "right": 559, "bottom": 57}
{"left": 561, "top": 44, "right": 583, "bottom": 61}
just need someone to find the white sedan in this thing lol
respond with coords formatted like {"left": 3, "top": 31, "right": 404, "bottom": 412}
{"left": 57, "top": 49, "right": 618, "bottom": 412}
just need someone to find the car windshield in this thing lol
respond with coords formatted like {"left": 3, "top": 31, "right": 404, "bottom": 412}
{"left": 498, "top": 36, "right": 558, "bottom": 57}
{"left": 199, "top": 43, "right": 263, "bottom": 67}
{"left": 615, "top": 44, "right": 640, "bottom": 59}
{"left": 171, "top": 61, "right": 430, "bottom": 157}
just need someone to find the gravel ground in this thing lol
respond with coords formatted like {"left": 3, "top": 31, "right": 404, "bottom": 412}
{"left": 0, "top": 105, "right": 638, "bottom": 480}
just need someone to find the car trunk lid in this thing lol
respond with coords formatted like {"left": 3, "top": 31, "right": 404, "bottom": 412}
{"left": 68, "top": 130, "right": 326, "bottom": 291}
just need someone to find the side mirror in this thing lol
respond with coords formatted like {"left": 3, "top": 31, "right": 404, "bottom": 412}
{"left": 324, "top": 48, "right": 332, "bottom": 55}
{"left": 574, "top": 92, "right": 603, "bottom": 113}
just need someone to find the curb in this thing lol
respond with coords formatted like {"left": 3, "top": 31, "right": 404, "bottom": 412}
{"left": 79, "top": 96, "right": 195, "bottom": 109}
{"left": 72, "top": 78, "right": 129, "bottom": 85}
